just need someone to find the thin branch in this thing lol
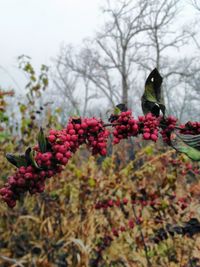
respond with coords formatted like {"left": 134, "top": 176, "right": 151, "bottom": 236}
{"left": 0, "top": 255, "right": 25, "bottom": 267}
{"left": 132, "top": 206, "right": 151, "bottom": 267}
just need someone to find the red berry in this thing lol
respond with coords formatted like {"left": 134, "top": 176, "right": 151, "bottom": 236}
{"left": 128, "top": 219, "right": 134, "bottom": 229}
{"left": 69, "top": 129, "right": 76, "bottom": 135}
{"left": 55, "top": 153, "right": 63, "bottom": 161}
{"left": 19, "top": 167, "right": 26, "bottom": 174}
{"left": 112, "top": 228, "right": 119, "bottom": 237}
{"left": 108, "top": 199, "right": 114, "bottom": 207}
{"left": 100, "top": 149, "right": 107, "bottom": 156}
{"left": 120, "top": 226, "right": 126, "bottom": 232}
{"left": 123, "top": 198, "right": 128, "bottom": 205}
{"left": 143, "top": 132, "right": 150, "bottom": 140}
{"left": 48, "top": 135, "right": 56, "bottom": 142}
{"left": 151, "top": 134, "right": 158, "bottom": 142}
{"left": 25, "top": 173, "right": 33, "bottom": 180}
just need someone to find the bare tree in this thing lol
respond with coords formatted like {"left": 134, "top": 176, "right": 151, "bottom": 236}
{"left": 54, "top": 0, "right": 155, "bottom": 109}
{"left": 135, "top": 0, "right": 200, "bottom": 120}
{"left": 53, "top": 0, "right": 200, "bottom": 121}
{"left": 52, "top": 45, "right": 100, "bottom": 117}
{"left": 191, "top": 0, "right": 200, "bottom": 11}
{"left": 95, "top": 0, "right": 154, "bottom": 105}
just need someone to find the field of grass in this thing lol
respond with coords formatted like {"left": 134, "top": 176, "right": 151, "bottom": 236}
{"left": 0, "top": 140, "right": 199, "bottom": 267}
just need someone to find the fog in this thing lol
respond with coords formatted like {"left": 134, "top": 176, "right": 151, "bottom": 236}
{"left": 0, "top": 0, "right": 102, "bottom": 89}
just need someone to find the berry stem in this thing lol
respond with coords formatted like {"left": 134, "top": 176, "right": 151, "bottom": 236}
{"left": 103, "top": 123, "right": 121, "bottom": 127}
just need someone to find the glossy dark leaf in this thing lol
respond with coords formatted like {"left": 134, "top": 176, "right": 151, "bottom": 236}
{"left": 6, "top": 153, "right": 27, "bottom": 168}
{"left": 141, "top": 68, "right": 165, "bottom": 117}
{"left": 38, "top": 127, "right": 47, "bottom": 153}
{"left": 178, "top": 134, "right": 200, "bottom": 151}
{"left": 171, "top": 133, "right": 200, "bottom": 161}
{"left": 71, "top": 117, "right": 82, "bottom": 124}
{"left": 115, "top": 103, "right": 128, "bottom": 112}
{"left": 25, "top": 147, "right": 40, "bottom": 169}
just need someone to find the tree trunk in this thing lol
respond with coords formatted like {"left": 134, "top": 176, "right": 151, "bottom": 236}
{"left": 122, "top": 74, "right": 128, "bottom": 105}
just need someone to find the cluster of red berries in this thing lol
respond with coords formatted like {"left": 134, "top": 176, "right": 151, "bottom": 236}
{"left": 47, "top": 128, "right": 72, "bottom": 165}
{"left": 0, "top": 164, "right": 62, "bottom": 208}
{"left": 81, "top": 118, "right": 110, "bottom": 156}
{"left": 95, "top": 197, "right": 129, "bottom": 209}
{"left": 111, "top": 110, "right": 139, "bottom": 144}
{"left": 112, "top": 218, "right": 136, "bottom": 237}
{"left": 131, "top": 190, "right": 189, "bottom": 214}
{"left": 1, "top": 110, "right": 200, "bottom": 208}
{"left": 111, "top": 111, "right": 160, "bottom": 144}
{"left": 176, "top": 197, "right": 190, "bottom": 210}
{"left": 170, "top": 159, "right": 199, "bottom": 176}
{"left": 169, "top": 193, "right": 191, "bottom": 211}
{"left": 0, "top": 117, "right": 110, "bottom": 207}
{"left": 90, "top": 235, "right": 113, "bottom": 267}
{"left": 160, "top": 116, "right": 177, "bottom": 144}
{"left": 66, "top": 117, "right": 110, "bottom": 156}
{"left": 179, "top": 121, "right": 200, "bottom": 135}
{"left": 34, "top": 151, "right": 54, "bottom": 167}
{"left": 0, "top": 124, "right": 76, "bottom": 207}
{"left": 47, "top": 117, "right": 110, "bottom": 157}
{"left": 181, "top": 166, "right": 199, "bottom": 176}
{"left": 95, "top": 191, "right": 192, "bottom": 239}
{"left": 138, "top": 113, "right": 160, "bottom": 142}
{"left": 95, "top": 194, "right": 161, "bottom": 210}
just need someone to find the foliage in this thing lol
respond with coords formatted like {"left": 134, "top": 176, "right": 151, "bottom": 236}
{"left": 0, "top": 68, "right": 199, "bottom": 266}
{"left": 0, "top": 147, "right": 199, "bottom": 266}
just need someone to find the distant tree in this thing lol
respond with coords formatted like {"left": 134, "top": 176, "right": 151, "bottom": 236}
{"left": 53, "top": 45, "right": 104, "bottom": 117}
{"left": 191, "top": 0, "right": 200, "bottom": 11}
{"left": 53, "top": 0, "right": 200, "bottom": 121}
{"left": 135, "top": 0, "right": 200, "bottom": 121}
{"left": 54, "top": 0, "right": 154, "bottom": 111}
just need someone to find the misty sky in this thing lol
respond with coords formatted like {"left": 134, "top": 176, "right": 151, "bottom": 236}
{"left": 0, "top": 0, "right": 197, "bottom": 91}
{"left": 0, "top": 0, "right": 102, "bottom": 89}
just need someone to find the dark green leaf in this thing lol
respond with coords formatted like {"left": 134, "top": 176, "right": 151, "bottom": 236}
{"left": 178, "top": 134, "right": 200, "bottom": 150}
{"left": 71, "top": 117, "right": 81, "bottom": 124}
{"left": 141, "top": 68, "right": 165, "bottom": 117}
{"left": 116, "top": 103, "right": 128, "bottom": 112}
{"left": 6, "top": 153, "right": 27, "bottom": 168}
{"left": 38, "top": 127, "right": 47, "bottom": 153}
{"left": 114, "top": 107, "right": 121, "bottom": 115}
{"left": 171, "top": 133, "right": 200, "bottom": 161}
{"left": 25, "top": 147, "right": 40, "bottom": 169}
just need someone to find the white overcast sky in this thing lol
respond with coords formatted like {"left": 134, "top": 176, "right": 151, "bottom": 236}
{"left": 0, "top": 0, "right": 102, "bottom": 90}
{"left": 0, "top": 0, "right": 197, "bottom": 91}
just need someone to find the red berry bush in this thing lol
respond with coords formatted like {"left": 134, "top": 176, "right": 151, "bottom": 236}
{"left": 1, "top": 68, "right": 200, "bottom": 208}
{"left": 0, "top": 69, "right": 200, "bottom": 267}
{"left": 0, "top": 109, "right": 199, "bottom": 208}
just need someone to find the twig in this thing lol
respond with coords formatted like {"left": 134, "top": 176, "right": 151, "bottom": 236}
{"left": 132, "top": 206, "right": 151, "bottom": 267}
{"left": 104, "top": 121, "right": 183, "bottom": 131}
{"left": 0, "top": 254, "right": 25, "bottom": 267}
{"left": 103, "top": 123, "right": 121, "bottom": 127}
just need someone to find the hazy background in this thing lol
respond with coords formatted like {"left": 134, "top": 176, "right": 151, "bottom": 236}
{"left": 0, "top": 0, "right": 200, "bottom": 122}
{"left": 0, "top": 0, "right": 102, "bottom": 88}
